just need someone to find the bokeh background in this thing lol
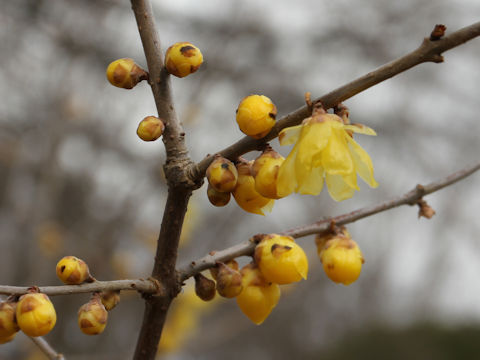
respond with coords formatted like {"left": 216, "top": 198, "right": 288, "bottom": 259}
{"left": 1, "top": 0, "right": 479, "bottom": 359}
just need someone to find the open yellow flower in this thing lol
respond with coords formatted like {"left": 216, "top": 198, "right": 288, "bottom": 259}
{"left": 277, "top": 110, "right": 378, "bottom": 201}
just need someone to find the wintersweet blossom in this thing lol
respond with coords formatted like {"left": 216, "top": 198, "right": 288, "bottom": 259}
{"left": 276, "top": 109, "right": 378, "bottom": 201}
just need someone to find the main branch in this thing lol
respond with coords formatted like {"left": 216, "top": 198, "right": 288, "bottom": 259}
{"left": 189, "top": 21, "right": 480, "bottom": 181}
{"left": 178, "top": 161, "right": 480, "bottom": 280}
{"left": 131, "top": 1, "right": 196, "bottom": 359}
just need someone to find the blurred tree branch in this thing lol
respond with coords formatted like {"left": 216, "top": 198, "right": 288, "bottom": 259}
{"left": 190, "top": 21, "right": 480, "bottom": 180}
{"left": 179, "top": 161, "right": 480, "bottom": 280}
{"left": 29, "top": 336, "right": 64, "bottom": 360}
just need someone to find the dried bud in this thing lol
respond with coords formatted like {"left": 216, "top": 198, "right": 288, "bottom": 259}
{"left": 106, "top": 58, "right": 147, "bottom": 89}
{"left": 0, "top": 301, "right": 19, "bottom": 338}
{"left": 16, "top": 292, "right": 56, "bottom": 337}
{"left": 194, "top": 273, "right": 216, "bottom": 302}
{"left": 252, "top": 147, "right": 285, "bottom": 199}
{"left": 100, "top": 291, "right": 121, "bottom": 311}
{"left": 236, "top": 94, "right": 277, "bottom": 139}
{"left": 418, "top": 199, "right": 436, "bottom": 219}
{"left": 78, "top": 294, "right": 108, "bottom": 335}
{"left": 210, "top": 259, "right": 239, "bottom": 280}
{"left": 215, "top": 262, "right": 243, "bottom": 298}
{"left": 255, "top": 234, "right": 308, "bottom": 285}
{"left": 207, "top": 183, "right": 231, "bottom": 207}
{"left": 165, "top": 42, "right": 203, "bottom": 78}
{"left": 56, "top": 256, "right": 93, "bottom": 285}
{"left": 136, "top": 116, "right": 165, "bottom": 142}
{"left": 206, "top": 156, "right": 238, "bottom": 193}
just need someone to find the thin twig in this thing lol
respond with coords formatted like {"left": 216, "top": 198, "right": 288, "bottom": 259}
{"left": 29, "top": 336, "right": 65, "bottom": 360}
{"left": 178, "top": 161, "right": 480, "bottom": 281}
{"left": 0, "top": 279, "right": 159, "bottom": 296}
{"left": 189, "top": 21, "right": 480, "bottom": 181}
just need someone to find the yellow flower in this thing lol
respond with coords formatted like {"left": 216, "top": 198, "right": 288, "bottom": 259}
{"left": 277, "top": 111, "right": 378, "bottom": 201}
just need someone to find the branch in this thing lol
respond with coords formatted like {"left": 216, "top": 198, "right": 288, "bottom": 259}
{"left": 131, "top": 1, "right": 195, "bottom": 359}
{"left": 0, "top": 279, "right": 159, "bottom": 297}
{"left": 189, "top": 21, "right": 480, "bottom": 181}
{"left": 29, "top": 336, "right": 65, "bottom": 360}
{"left": 178, "top": 161, "right": 480, "bottom": 281}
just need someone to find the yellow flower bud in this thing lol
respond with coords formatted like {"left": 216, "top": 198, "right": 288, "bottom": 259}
{"left": 206, "top": 156, "right": 238, "bottom": 193}
{"left": 78, "top": 294, "right": 108, "bottom": 335}
{"left": 236, "top": 264, "right": 280, "bottom": 325}
{"left": 255, "top": 234, "right": 308, "bottom": 285}
{"left": 0, "top": 301, "right": 19, "bottom": 338}
{"left": 194, "top": 273, "right": 216, "bottom": 301}
{"left": 100, "top": 291, "right": 121, "bottom": 311}
{"left": 232, "top": 160, "right": 274, "bottom": 215}
{"left": 215, "top": 262, "right": 243, "bottom": 298}
{"left": 106, "top": 58, "right": 147, "bottom": 89}
{"left": 318, "top": 232, "right": 364, "bottom": 285}
{"left": 56, "top": 256, "right": 92, "bottom": 285}
{"left": 165, "top": 42, "right": 203, "bottom": 78}
{"left": 0, "top": 332, "right": 16, "bottom": 345}
{"left": 136, "top": 116, "right": 165, "bottom": 142}
{"left": 236, "top": 95, "right": 277, "bottom": 139}
{"left": 16, "top": 293, "right": 56, "bottom": 337}
{"left": 207, "top": 184, "right": 231, "bottom": 207}
{"left": 252, "top": 147, "right": 285, "bottom": 199}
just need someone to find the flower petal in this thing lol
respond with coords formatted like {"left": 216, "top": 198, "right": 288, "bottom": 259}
{"left": 321, "top": 128, "right": 354, "bottom": 175}
{"left": 343, "top": 124, "right": 377, "bottom": 136}
{"left": 279, "top": 125, "right": 303, "bottom": 146}
{"left": 325, "top": 173, "right": 356, "bottom": 201}
{"left": 296, "top": 122, "right": 331, "bottom": 171}
{"left": 277, "top": 144, "right": 299, "bottom": 197}
{"left": 346, "top": 137, "right": 378, "bottom": 188}
{"left": 298, "top": 165, "right": 324, "bottom": 195}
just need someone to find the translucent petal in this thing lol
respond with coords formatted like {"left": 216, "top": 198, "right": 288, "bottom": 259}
{"left": 260, "top": 199, "right": 275, "bottom": 214}
{"left": 325, "top": 173, "right": 356, "bottom": 201}
{"left": 279, "top": 125, "right": 303, "bottom": 146}
{"left": 276, "top": 144, "right": 299, "bottom": 197}
{"left": 296, "top": 122, "right": 331, "bottom": 171}
{"left": 347, "top": 137, "right": 378, "bottom": 188}
{"left": 321, "top": 128, "right": 354, "bottom": 175}
{"left": 343, "top": 124, "right": 377, "bottom": 136}
{"left": 298, "top": 165, "right": 324, "bottom": 195}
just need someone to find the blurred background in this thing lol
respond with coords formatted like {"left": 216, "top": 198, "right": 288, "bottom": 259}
{"left": 1, "top": 0, "right": 479, "bottom": 359}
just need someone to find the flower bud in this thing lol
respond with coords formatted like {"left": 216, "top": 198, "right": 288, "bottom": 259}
{"left": 194, "top": 273, "right": 216, "bottom": 302}
{"left": 206, "top": 156, "right": 238, "bottom": 193}
{"left": 255, "top": 234, "right": 308, "bottom": 285}
{"left": 210, "top": 259, "right": 238, "bottom": 280}
{"left": 78, "top": 294, "right": 108, "bottom": 335}
{"left": 106, "top": 58, "right": 147, "bottom": 89}
{"left": 165, "top": 42, "right": 203, "bottom": 78}
{"left": 0, "top": 332, "right": 16, "bottom": 344}
{"left": 236, "top": 95, "right": 277, "bottom": 139}
{"left": 215, "top": 262, "right": 243, "bottom": 298}
{"left": 16, "top": 292, "right": 56, "bottom": 337}
{"left": 136, "top": 116, "right": 165, "bottom": 142}
{"left": 252, "top": 147, "right": 285, "bottom": 199}
{"left": 236, "top": 263, "right": 280, "bottom": 325}
{"left": 318, "top": 230, "right": 364, "bottom": 285}
{"left": 0, "top": 301, "right": 19, "bottom": 338}
{"left": 56, "top": 256, "right": 92, "bottom": 285}
{"left": 207, "top": 184, "right": 231, "bottom": 207}
{"left": 100, "top": 291, "right": 121, "bottom": 311}
{"left": 232, "top": 160, "right": 274, "bottom": 215}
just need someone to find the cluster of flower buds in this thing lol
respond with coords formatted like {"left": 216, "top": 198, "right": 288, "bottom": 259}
{"left": 192, "top": 234, "right": 308, "bottom": 325}
{"left": 106, "top": 42, "right": 203, "bottom": 143}
{"left": 316, "top": 227, "right": 365, "bottom": 285}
